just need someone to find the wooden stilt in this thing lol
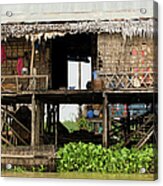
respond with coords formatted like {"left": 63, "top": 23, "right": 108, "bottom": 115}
{"left": 47, "top": 104, "right": 51, "bottom": 134}
{"left": 40, "top": 102, "right": 44, "bottom": 137}
{"left": 55, "top": 104, "right": 59, "bottom": 148}
{"left": 52, "top": 104, "right": 56, "bottom": 135}
{"left": 102, "top": 93, "right": 108, "bottom": 148}
{"left": 31, "top": 94, "right": 36, "bottom": 146}
{"left": 78, "top": 61, "right": 81, "bottom": 90}
{"left": 35, "top": 99, "right": 41, "bottom": 145}
{"left": 127, "top": 104, "right": 130, "bottom": 135}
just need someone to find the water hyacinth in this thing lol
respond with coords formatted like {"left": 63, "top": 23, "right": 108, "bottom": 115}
{"left": 56, "top": 142, "right": 156, "bottom": 173}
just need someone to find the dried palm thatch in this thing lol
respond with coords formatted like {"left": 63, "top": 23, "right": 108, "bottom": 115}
{"left": 1, "top": 18, "right": 157, "bottom": 42}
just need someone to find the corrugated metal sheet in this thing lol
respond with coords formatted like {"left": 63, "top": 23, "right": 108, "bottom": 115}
{"left": 0, "top": 0, "right": 156, "bottom": 24}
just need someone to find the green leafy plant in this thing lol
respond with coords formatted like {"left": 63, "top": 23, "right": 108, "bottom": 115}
{"left": 38, "top": 165, "right": 46, "bottom": 172}
{"left": 13, "top": 166, "right": 26, "bottom": 173}
{"left": 56, "top": 142, "right": 155, "bottom": 174}
{"left": 77, "top": 117, "right": 92, "bottom": 131}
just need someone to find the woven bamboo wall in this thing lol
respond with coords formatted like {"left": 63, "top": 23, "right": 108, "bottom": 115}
{"left": 97, "top": 33, "right": 157, "bottom": 89}
{"left": 1, "top": 38, "right": 31, "bottom": 76}
{"left": 1, "top": 38, "right": 52, "bottom": 87}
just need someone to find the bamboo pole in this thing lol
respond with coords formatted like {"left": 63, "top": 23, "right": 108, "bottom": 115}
{"left": 102, "top": 93, "right": 108, "bottom": 148}
{"left": 30, "top": 39, "right": 35, "bottom": 75}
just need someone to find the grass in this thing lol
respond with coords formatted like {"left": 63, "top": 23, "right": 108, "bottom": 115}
{"left": 63, "top": 120, "right": 79, "bottom": 133}
{"left": 1, "top": 171, "right": 157, "bottom": 181}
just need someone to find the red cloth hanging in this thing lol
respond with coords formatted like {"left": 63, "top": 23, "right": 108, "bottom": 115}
{"left": 17, "top": 58, "right": 23, "bottom": 75}
{"left": 132, "top": 48, "right": 137, "bottom": 56}
{"left": 1, "top": 46, "right": 6, "bottom": 63}
{"left": 141, "top": 50, "right": 145, "bottom": 57}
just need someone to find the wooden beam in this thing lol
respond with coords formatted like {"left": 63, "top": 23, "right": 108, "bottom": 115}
{"left": 1, "top": 136, "right": 13, "bottom": 146}
{"left": 31, "top": 93, "right": 36, "bottom": 146}
{"left": 102, "top": 93, "right": 108, "bottom": 148}
{"left": 1, "top": 154, "right": 34, "bottom": 158}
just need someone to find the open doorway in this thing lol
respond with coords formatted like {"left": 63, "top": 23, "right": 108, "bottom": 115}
{"left": 51, "top": 33, "right": 95, "bottom": 90}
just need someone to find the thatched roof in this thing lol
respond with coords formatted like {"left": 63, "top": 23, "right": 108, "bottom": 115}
{"left": 1, "top": 18, "right": 157, "bottom": 41}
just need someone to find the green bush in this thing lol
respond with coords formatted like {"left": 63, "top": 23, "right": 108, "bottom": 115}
{"left": 56, "top": 142, "right": 155, "bottom": 173}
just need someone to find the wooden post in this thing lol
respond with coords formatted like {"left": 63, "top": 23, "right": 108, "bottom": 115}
{"left": 31, "top": 94, "right": 36, "bottom": 146}
{"left": 78, "top": 62, "right": 82, "bottom": 121}
{"left": 102, "top": 93, "right": 108, "bottom": 148}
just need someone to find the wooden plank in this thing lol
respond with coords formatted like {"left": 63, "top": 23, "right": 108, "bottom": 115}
{"left": 1, "top": 75, "right": 48, "bottom": 78}
{"left": 1, "top": 154, "right": 34, "bottom": 158}
{"left": 86, "top": 119, "right": 103, "bottom": 123}
{"left": 16, "top": 76, "right": 19, "bottom": 92}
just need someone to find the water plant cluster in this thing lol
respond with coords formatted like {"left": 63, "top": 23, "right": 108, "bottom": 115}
{"left": 57, "top": 142, "right": 155, "bottom": 173}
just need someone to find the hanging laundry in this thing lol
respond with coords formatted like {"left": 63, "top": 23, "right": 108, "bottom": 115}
{"left": 17, "top": 57, "right": 23, "bottom": 75}
{"left": 1, "top": 46, "right": 6, "bottom": 63}
{"left": 132, "top": 48, "right": 138, "bottom": 56}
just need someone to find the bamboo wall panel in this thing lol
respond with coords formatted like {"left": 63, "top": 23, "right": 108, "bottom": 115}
{"left": 97, "top": 33, "right": 157, "bottom": 90}
{"left": 1, "top": 38, "right": 52, "bottom": 88}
